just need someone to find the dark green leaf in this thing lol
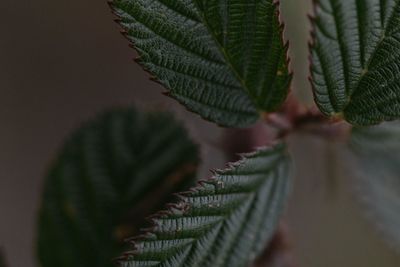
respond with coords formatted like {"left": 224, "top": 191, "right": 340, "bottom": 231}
{"left": 351, "top": 121, "right": 400, "bottom": 251}
{"left": 38, "top": 107, "right": 199, "bottom": 267}
{"left": 311, "top": 0, "right": 400, "bottom": 125}
{"left": 119, "top": 143, "right": 292, "bottom": 267}
{"left": 110, "top": 0, "right": 291, "bottom": 127}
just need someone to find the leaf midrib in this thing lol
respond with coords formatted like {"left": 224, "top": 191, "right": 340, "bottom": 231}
{"left": 191, "top": 1, "right": 261, "bottom": 107}
{"left": 315, "top": 0, "right": 400, "bottom": 115}
{"left": 343, "top": 1, "right": 400, "bottom": 111}
{"left": 329, "top": 0, "right": 351, "bottom": 100}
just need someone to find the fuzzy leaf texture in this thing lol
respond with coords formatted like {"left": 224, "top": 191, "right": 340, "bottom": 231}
{"left": 37, "top": 107, "right": 199, "bottom": 267}
{"left": 311, "top": 0, "right": 400, "bottom": 125}
{"left": 351, "top": 121, "right": 400, "bottom": 252}
{"left": 110, "top": 0, "right": 291, "bottom": 128}
{"left": 119, "top": 143, "right": 292, "bottom": 267}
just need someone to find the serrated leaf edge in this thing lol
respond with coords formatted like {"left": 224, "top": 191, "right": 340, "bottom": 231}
{"left": 108, "top": 0, "right": 293, "bottom": 127}
{"left": 116, "top": 142, "right": 290, "bottom": 266}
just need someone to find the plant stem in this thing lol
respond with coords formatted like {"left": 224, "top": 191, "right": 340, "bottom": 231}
{"left": 263, "top": 96, "right": 351, "bottom": 141}
{"left": 222, "top": 127, "right": 299, "bottom": 267}
{"left": 222, "top": 122, "right": 279, "bottom": 162}
{"left": 252, "top": 222, "right": 299, "bottom": 267}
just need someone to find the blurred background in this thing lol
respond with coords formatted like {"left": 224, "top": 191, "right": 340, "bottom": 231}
{"left": 1, "top": 0, "right": 399, "bottom": 266}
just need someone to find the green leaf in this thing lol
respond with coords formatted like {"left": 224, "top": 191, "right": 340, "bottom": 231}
{"left": 119, "top": 143, "right": 292, "bottom": 267}
{"left": 350, "top": 121, "right": 400, "bottom": 251}
{"left": 311, "top": 0, "right": 400, "bottom": 125}
{"left": 110, "top": 0, "right": 291, "bottom": 128}
{"left": 38, "top": 107, "right": 199, "bottom": 267}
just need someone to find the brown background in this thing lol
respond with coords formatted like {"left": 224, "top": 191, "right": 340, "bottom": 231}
{"left": 1, "top": 0, "right": 400, "bottom": 266}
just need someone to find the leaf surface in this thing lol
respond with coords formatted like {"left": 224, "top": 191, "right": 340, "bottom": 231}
{"left": 351, "top": 121, "right": 400, "bottom": 251}
{"left": 311, "top": 0, "right": 400, "bottom": 125}
{"left": 38, "top": 107, "right": 199, "bottom": 267}
{"left": 119, "top": 143, "right": 292, "bottom": 267}
{"left": 111, "top": 0, "right": 291, "bottom": 127}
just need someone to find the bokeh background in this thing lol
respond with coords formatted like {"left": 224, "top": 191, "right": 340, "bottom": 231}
{"left": 1, "top": 0, "right": 400, "bottom": 266}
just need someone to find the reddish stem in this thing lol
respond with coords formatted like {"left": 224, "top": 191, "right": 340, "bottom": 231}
{"left": 263, "top": 95, "right": 351, "bottom": 141}
{"left": 223, "top": 127, "right": 300, "bottom": 267}
{"left": 252, "top": 223, "right": 299, "bottom": 267}
{"left": 223, "top": 96, "right": 350, "bottom": 267}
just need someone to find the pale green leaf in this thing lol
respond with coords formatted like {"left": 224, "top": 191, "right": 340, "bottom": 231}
{"left": 119, "top": 143, "right": 292, "bottom": 267}
{"left": 351, "top": 121, "right": 400, "bottom": 251}
{"left": 38, "top": 107, "right": 199, "bottom": 267}
{"left": 311, "top": 0, "right": 400, "bottom": 125}
{"left": 110, "top": 0, "right": 291, "bottom": 127}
